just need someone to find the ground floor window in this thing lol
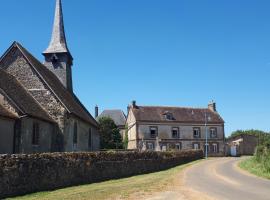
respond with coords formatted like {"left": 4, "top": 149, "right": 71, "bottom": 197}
{"left": 175, "top": 143, "right": 181, "bottom": 151}
{"left": 32, "top": 122, "right": 40, "bottom": 145}
{"left": 147, "top": 143, "right": 154, "bottom": 150}
{"left": 212, "top": 143, "right": 218, "bottom": 153}
{"left": 193, "top": 143, "right": 200, "bottom": 150}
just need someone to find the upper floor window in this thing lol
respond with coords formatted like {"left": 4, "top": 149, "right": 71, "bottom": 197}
{"left": 88, "top": 128, "right": 92, "bottom": 148}
{"left": 73, "top": 122, "right": 78, "bottom": 145}
{"left": 150, "top": 127, "right": 158, "bottom": 138}
{"left": 193, "top": 127, "right": 201, "bottom": 138}
{"left": 172, "top": 127, "right": 179, "bottom": 138}
{"left": 32, "top": 122, "right": 40, "bottom": 145}
{"left": 210, "top": 127, "right": 217, "bottom": 138}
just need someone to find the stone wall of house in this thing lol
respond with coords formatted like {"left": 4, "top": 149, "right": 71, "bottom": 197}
{"left": 126, "top": 109, "right": 137, "bottom": 149}
{"left": 127, "top": 122, "right": 225, "bottom": 155}
{"left": 0, "top": 150, "right": 203, "bottom": 199}
{"left": 18, "top": 117, "right": 54, "bottom": 154}
{"left": 0, "top": 118, "right": 15, "bottom": 154}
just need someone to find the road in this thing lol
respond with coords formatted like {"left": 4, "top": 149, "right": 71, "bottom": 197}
{"left": 147, "top": 157, "right": 270, "bottom": 200}
{"left": 184, "top": 157, "right": 270, "bottom": 200}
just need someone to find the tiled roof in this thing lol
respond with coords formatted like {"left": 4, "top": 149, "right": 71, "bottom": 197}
{"left": 0, "top": 104, "right": 18, "bottom": 119}
{"left": 131, "top": 106, "right": 224, "bottom": 124}
{"left": 14, "top": 42, "right": 98, "bottom": 127}
{"left": 0, "top": 70, "right": 54, "bottom": 122}
{"left": 98, "top": 110, "right": 126, "bottom": 126}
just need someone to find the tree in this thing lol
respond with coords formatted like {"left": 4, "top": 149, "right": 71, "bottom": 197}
{"left": 98, "top": 117, "right": 123, "bottom": 149}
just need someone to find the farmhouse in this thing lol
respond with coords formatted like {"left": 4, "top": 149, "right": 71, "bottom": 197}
{"left": 126, "top": 101, "right": 225, "bottom": 156}
{"left": 0, "top": 0, "right": 99, "bottom": 154}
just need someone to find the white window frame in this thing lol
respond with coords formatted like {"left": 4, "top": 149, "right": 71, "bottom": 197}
{"left": 213, "top": 143, "right": 218, "bottom": 153}
{"left": 176, "top": 143, "right": 181, "bottom": 151}
{"left": 193, "top": 128, "right": 200, "bottom": 138}
{"left": 150, "top": 127, "right": 158, "bottom": 138}
{"left": 172, "top": 127, "right": 179, "bottom": 138}
{"left": 147, "top": 143, "right": 154, "bottom": 150}
{"left": 210, "top": 128, "right": 217, "bottom": 138}
{"left": 193, "top": 143, "right": 199, "bottom": 150}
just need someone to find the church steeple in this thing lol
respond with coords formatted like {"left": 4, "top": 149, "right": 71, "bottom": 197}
{"left": 43, "top": 0, "right": 73, "bottom": 92}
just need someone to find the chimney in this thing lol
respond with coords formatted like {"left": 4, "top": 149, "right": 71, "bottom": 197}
{"left": 132, "top": 100, "right": 137, "bottom": 108}
{"left": 208, "top": 100, "right": 217, "bottom": 112}
{"left": 95, "top": 105, "right": 99, "bottom": 118}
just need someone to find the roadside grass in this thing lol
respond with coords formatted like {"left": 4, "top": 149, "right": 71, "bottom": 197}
{"left": 239, "top": 157, "right": 270, "bottom": 180}
{"left": 8, "top": 160, "right": 202, "bottom": 200}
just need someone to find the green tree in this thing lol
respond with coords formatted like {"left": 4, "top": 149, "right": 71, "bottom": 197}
{"left": 98, "top": 117, "right": 123, "bottom": 149}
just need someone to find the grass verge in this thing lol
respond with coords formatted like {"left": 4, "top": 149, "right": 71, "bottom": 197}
{"left": 239, "top": 157, "right": 270, "bottom": 180}
{"left": 8, "top": 160, "right": 201, "bottom": 200}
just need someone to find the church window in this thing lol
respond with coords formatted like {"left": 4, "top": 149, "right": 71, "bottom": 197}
{"left": 32, "top": 122, "right": 40, "bottom": 145}
{"left": 88, "top": 128, "right": 92, "bottom": 148}
{"left": 73, "top": 122, "right": 78, "bottom": 145}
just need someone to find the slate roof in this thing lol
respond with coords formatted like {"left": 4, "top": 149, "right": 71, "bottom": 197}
{"left": 98, "top": 110, "right": 126, "bottom": 126}
{"left": 0, "top": 104, "right": 18, "bottom": 119}
{"left": 13, "top": 42, "right": 98, "bottom": 127}
{"left": 0, "top": 69, "right": 54, "bottom": 122}
{"left": 131, "top": 106, "right": 224, "bottom": 124}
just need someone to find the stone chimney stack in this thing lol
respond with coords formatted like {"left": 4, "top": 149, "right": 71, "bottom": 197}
{"left": 95, "top": 105, "right": 99, "bottom": 118}
{"left": 208, "top": 100, "right": 217, "bottom": 112}
{"left": 131, "top": 100, "right": 137, "bottom": 108}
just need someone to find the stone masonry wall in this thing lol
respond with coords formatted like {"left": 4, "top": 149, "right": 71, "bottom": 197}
{"left": 0, "top": 150, "right": 203, "bottom": 198}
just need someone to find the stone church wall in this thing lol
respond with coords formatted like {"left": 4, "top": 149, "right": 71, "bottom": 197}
{"left": 2, "top": 47, "right": 66, "bottom": 128}
{"left": 0, "top": 150, "right": 203, "bottom": 199}
{"left": 64, "top": 116, "right": 100, "bottom": 152}
{"left": 0, "top": 118, "right": 15, "bottom": 154}
{"left": 18, "top": 117, "right": 54, "bottom": 154}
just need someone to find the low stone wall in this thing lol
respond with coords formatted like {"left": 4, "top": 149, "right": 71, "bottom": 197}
{"left": 0, "top": 150, "right": 203, "bottom": 198}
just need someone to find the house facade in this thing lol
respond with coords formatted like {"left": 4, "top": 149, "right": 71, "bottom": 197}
{"left": 126, "top": 101, "right": 225, "bottom": 156}
{"left": 0, "top": 0, "right": 99, "bottom": 154}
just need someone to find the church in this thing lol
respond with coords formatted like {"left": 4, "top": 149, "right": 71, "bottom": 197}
{"left": 0, "top": 0, "right": 100, "bottom": 154}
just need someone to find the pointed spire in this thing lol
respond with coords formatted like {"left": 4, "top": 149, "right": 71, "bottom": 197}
{"left": 43, "top": 0, "right": 71, "bottom": 55}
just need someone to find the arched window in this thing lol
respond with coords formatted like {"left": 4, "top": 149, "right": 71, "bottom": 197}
{"left": 32, "top": 122, "right": 40, "bottom": 145}
{"left": 88, "top": 128, "right": 92, "bottom": 148}
{"left": 73, "top": 122, "right": 78, "bottom": 145}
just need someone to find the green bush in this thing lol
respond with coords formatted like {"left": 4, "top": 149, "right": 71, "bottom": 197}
{"left": 255, "top": 145, "right": 270, "bottom": 173}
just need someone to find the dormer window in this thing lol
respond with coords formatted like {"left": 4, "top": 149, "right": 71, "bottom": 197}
{"left": 164, "top": 112, "right": 174, "bottom": 120}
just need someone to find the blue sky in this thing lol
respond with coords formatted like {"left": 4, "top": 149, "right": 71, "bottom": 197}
{"left": 0, "top": 0, "right": 269, "bottom": 135}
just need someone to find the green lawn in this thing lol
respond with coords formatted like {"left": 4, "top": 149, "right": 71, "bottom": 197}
{"left": 8, "top": 160, "right": 201, "bottom": 200}
{"left": 239, "top": 157, "right": 270, "bottom": 180}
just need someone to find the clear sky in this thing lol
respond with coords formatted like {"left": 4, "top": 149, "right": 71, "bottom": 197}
{"left": 0, "top": 0, "right": 269, "bottom": 135}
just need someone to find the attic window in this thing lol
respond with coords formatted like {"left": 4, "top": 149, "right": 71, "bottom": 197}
{"left": 164, "top": 112, "right": 174, "bottom": 120}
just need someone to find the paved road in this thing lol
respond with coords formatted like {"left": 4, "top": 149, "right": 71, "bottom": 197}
{"left": 185, "top": 157, "right": 270, "bottom": 200}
